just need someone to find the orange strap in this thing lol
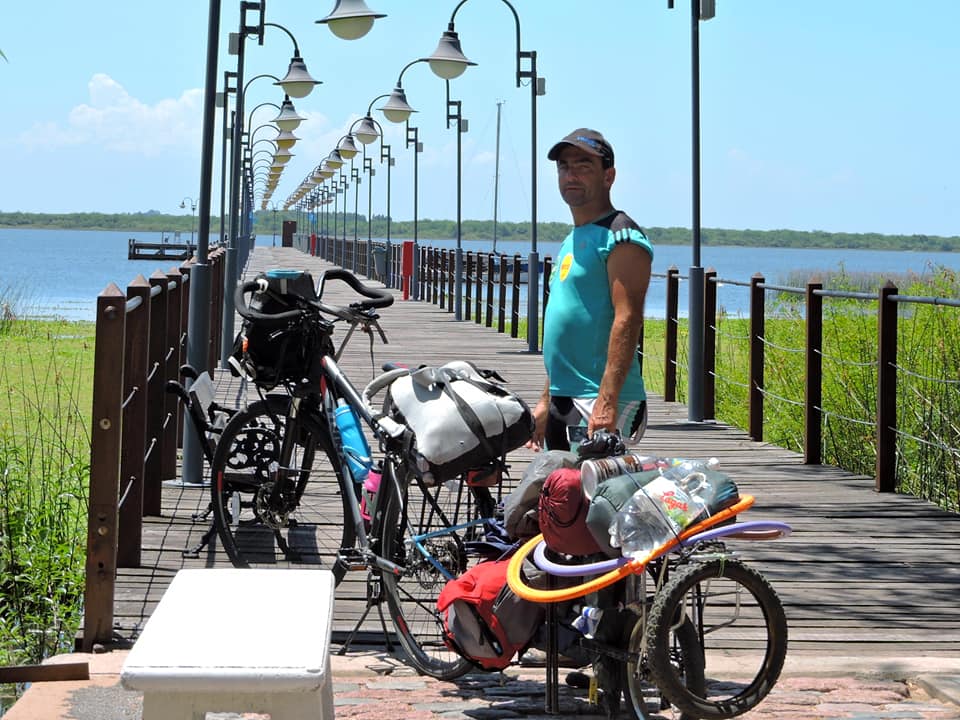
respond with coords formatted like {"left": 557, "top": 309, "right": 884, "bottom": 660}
{"left": 506, "top": 495, "right": 755, "bottom": 603}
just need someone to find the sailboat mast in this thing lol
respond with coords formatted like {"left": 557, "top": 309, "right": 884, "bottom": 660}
{"left": 493, "top": 100, "right": 503, "bottom": 254}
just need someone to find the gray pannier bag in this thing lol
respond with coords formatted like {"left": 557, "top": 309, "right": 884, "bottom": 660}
{"left": 385, "top": 361, "right": 534, "bottom": 485}
{"left": 503, "top": 450, "right": 578, "bottom": 541}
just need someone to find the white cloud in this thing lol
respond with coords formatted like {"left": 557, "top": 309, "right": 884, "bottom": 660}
{"left": 21, "top": 74, "right": 202, "bottom": 156}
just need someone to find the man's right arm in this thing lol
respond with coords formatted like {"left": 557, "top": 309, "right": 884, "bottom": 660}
{"left": 527, "top": 378, "right": 551, "bottom": 451}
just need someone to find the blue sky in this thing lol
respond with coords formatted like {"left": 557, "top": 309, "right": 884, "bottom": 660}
{"left": 1, "top": 1, "right": 957, "bottom": 236}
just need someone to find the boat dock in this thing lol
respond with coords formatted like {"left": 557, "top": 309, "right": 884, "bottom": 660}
{"left": 127, "top": 234, "right": 196, "bottom": 261}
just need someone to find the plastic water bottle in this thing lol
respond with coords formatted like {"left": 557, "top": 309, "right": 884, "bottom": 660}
{"left": 660, "top": 457, "right": 719, "bottom": 519}
{"left": 611, "top": 477, "right": 706, "bottom": 559}
{"left": 572, "top": 606, "right": 604, "bottom": 638}
{"left": 335, "top": 400, "right": 372, "bottom": 482}
{"left": 660, "top": 457, "right": 720, "bottom": 482}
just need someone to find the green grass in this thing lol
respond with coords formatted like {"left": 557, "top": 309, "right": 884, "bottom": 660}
{"left": 0, "top": 315, "right": 94, "bottom": 707}
{"left": 640, "top": 270, "right": 960, "bottom": 512}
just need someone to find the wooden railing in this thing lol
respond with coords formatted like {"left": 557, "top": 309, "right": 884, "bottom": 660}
{"left": 653, "top": 267, "right": 960, "bottom": 496}
{"left": 82, "top": 249, "right": 225, "bottom": 650}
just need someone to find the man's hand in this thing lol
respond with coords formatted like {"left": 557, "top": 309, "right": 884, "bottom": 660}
{"left": 587, "top": 395, "right": 618, "bottom": 437}
{"left": 526, "top": 397, "right": 549, "bottom": 451}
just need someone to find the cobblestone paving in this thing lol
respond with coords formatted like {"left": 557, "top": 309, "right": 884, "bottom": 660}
{"left": 324, "top": 669, "right": 959, "bottom": 720}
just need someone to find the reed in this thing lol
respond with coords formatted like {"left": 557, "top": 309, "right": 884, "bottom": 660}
{"left": 643, "top": 268, "right": 960, "bottom": 511}
{"left": 0, "top": 314, "right": 93, "bottom": 705}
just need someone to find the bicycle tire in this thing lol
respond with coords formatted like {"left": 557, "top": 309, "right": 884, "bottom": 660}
{"left": 645, "top": 557, "right": 787, "bottom": 719}
{"left": 210, "top": 395, "right": 355, "bottom": 582}
{"left": 625, "top": 612, "right": 704, "bottom": 720}
{"left": 377, "top": 469, "right": 488, "bottom": 680}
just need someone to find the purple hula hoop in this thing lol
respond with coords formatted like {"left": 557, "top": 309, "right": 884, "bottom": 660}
{"left": 531, "top": 520, "right": 793, "bottom": 578}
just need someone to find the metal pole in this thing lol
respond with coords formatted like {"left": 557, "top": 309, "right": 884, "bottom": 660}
{"left": 687, "top": 0, "right": 705, "bottom": 422}
{"left": 451, "top": 99, "right": 464, "bottom": 321}
{"left": 352, "top": 166, "right": 360, "bottom": 272}
{"left": 493, "top": 100, "right": 502, "bottom": 254}
{"left": 182, "top": 0, "right": 221, "bottom": 485}
{"left": 526, "top": 51, "right": 540, "bottom": 353}
{"left": 220, "top": 29, "right": 245, "bottom": 368}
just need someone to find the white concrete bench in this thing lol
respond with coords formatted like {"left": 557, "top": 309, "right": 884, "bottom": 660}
{"left": 121, "top": 568, "right": 335, "bottom": 720}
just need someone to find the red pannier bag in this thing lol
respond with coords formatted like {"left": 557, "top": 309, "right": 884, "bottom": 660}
{"left": 437, "top": 560, "right": 543, "bottom": 670}
{"left": 538, "top": 467, "right": 604, "bottom": 556}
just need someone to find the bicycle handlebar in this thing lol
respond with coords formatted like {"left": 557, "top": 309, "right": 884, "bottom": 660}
{"left": 234, "top": 279, "right": 303, "bottom": 326}
{"left": 317, "top": 268, "right": 394, "bottom": 310}
{"left": 234, "top": 270, "right": 395, "bottom": 327}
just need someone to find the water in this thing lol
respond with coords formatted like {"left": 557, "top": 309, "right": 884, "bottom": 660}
{"left": 0, "top": 228, "right": 211, "bottom": 321}
{"left": 428, "top": 238, "right": 960, "bottom": 318}
{"left": 2, "top": 228, "right": 959, "bottom": 322}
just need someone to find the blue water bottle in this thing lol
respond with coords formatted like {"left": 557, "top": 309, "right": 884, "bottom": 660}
{"left": 335, "top": 400, "right": 372, "bottom": 482}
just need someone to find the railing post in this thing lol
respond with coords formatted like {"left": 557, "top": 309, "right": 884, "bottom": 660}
{"left": 465, "top": 251, "right": 473, "bottom": 322}
{"left": 82, "top": 284, "right": 126, "bottom": 651}
{"left": 664, "top": 266, "right": 679, "bottom": 402}
{"left": 486, "top": 254, "right": 495, "bottom": 328}
{"left": 144, "top": 271, "right": 169, "bottom": 515}
{"left": 117, "top": 277, "right": 150, "bottom": 569}
{"left": 511, "top": 255, "right": 521, "bottom": 339}
{"left": 876, "top": 281, "right": 898, "bottom": 492}
{"left": 498, "top": 255, "right": 507, "bottom": 334}
{"left": 703, "top": 268, "right": 717, "bottom": 420}
{"left": 805, "top": 280, "right": 823, "bottom": 464}
{"left": 447, "top": 249, "right": 455, "bottom": 314}
{"left": 541, "top": 256, "right": 552, "bottom": 348}
{"left": 161, "top": 270, "right": 181, "bottom": 481}
{"left": 749, "top": 273, "right": 766, "bottom": 441}
{"left": 474, "top": 252, "right": 483, "bottom": 324}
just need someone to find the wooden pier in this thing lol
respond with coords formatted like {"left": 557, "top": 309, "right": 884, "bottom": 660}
{"left": 108, "top": 245, "right": 960, "bottom": 664}
{"left": 127, "top": 235, "right": 196, "bottom": 261}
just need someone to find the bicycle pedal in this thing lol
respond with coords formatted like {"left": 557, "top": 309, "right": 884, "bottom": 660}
{"left": 337, "top": 548, "right": 369, "bottom": 571}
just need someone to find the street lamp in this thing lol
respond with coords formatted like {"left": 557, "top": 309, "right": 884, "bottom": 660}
{"left": 317, "top": 0, "right": 386, "bottom": 40}
{"left": 179, "top": 197, "right": 197, "bottom": 245}
{"left": 351, "top": 97, "right": 394, "bottom": 282}
{"left": 669, "top": 0, "right": 715, "bottom": 422}
{"left": 377, "top": 59, "right": 446, "bottom": 303}
{"left": 425, "top": 0, "right": 545, "bottom": 350}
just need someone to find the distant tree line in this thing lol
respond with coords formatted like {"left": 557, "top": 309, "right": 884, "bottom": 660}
{"left": 2, "top": 210, "right": 958, "bottom": 252}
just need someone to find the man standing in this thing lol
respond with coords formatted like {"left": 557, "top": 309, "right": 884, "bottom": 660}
{"left": 529, "top": 128, "right": 653, "bottom": 451}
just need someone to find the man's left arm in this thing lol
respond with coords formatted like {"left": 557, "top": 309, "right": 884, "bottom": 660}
{"left": 589, "top": 242, "right": 652, "bottom": 435}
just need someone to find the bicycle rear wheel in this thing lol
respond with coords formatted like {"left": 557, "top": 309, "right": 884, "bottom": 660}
{"left": 378, "top": 468, "right": 493, "bottom": 680}
{"left": 645, "top": 557, "right": 788, "bottom": 720}
{"left": 210, "top": 395, "right": 355, "bottom": 581}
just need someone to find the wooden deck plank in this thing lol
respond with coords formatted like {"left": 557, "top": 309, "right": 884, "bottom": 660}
{"left": 99, "top": 246, "right": 960, "bottom": 659}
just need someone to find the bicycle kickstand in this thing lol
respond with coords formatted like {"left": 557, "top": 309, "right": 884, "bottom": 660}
{"left": 182, "top": 504, "right": 218, "bottom": 559}
{"left": 337, "top": 573, "right": 395, "bottom": 655}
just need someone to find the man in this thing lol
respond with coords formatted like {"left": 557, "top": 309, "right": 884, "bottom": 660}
{"left": 529, "top": 128, "right": 653, "bottom": 451}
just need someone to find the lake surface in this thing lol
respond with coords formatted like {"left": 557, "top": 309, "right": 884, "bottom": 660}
{"left": 2, "top": 228, "right": 959, "bottom": 321}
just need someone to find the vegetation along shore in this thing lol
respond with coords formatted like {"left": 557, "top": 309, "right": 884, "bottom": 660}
{"left": 2, "top": 211, "right": 959, "bottom": 252}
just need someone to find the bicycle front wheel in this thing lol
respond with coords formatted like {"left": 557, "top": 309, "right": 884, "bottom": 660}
{"left": 210, "top": 395, "right": 356, "bottom": 581}
{"left": 625, "top": 611, "right": 704, "bottom": 720}
{"left": 645, "top": 557, "right": 788, "bottom": 720}
{"left": 378, "top": 469, "right": 490, "bottom": 680}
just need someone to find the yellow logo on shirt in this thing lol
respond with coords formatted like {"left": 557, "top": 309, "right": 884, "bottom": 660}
{"left": 559, "top": 253, "right": 573, "bottom": 281}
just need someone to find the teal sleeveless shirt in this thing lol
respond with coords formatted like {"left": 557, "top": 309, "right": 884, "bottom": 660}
{"left": 543, "top": 211, "right": 654, "bottom": 401}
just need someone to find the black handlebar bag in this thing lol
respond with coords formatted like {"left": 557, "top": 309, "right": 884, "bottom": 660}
{"left": 229, "top": 270, "right": 332, "bottom": 390}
